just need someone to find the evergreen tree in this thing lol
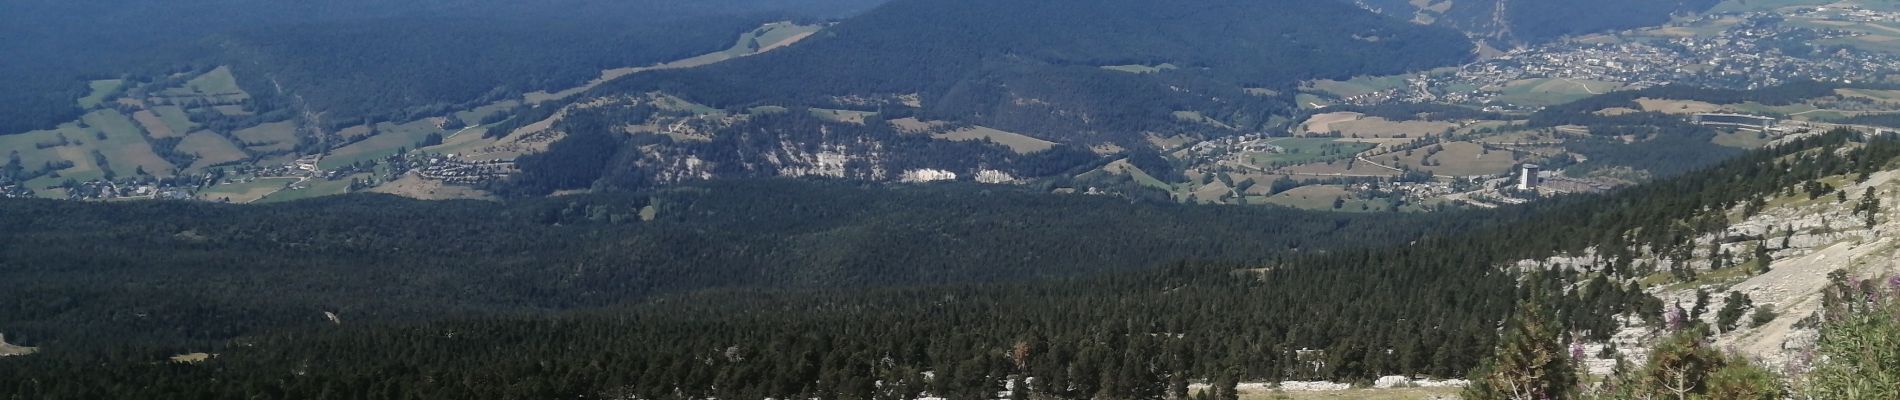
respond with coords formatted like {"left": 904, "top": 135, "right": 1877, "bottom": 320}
{"left": 1465, "top": 300, "right": 1577, "bottom": 400}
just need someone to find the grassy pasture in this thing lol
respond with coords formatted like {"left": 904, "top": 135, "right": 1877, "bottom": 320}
{"left": 152, "top": 106, "right": 197, "bottom": 135}
{"left": 809, "top": 108, "right": 877, "bottom": 124}
{"left": 652, "top": 94, "right": 723, "bottom": 115}
{"left": 132, "top": 110, "right": 179, "bottom": 139}
{"left": 1263, "top": 184, "right": 1384, "bottom": 211}
{"left": 1301, "top": 112, "right": 1364, "bottom": 135}
{"left": 422, "top": 125, "right": 498, "bottom": 157}
{"left": 259, "top": 174, "right": 368, "bottom": 203}
{"left": 1388, "top": 141, "right": 1519, "bottom": 177}
{"left": 197, "top": 177, "right": 298, "bottom": 203}
{"left": 932, "top": 126, "right": 1056, "bottom": 154}
{"left": 1101, "top": 63, "right": 1179, "bottom": 74}
{"left": 1247, "top": 138, "right": 1375, "bottom": 168}
{"left": 1713, "top": 130, "right": 1774, "bottom": 149}
{"left": 78, "top": 79, "right": 123, "bottom": 109}
{"left": 1097, "top": 159, "right": 1172, "bottom": 190}
{"left": 81, "top": 109, "right": 176, "bottom": 177}
{"left": 320, "top": 119, "right": 446, "bottom": 169}
{"left": 1330, "top": 117, "right": 1457, "bottom": 139}
{"left": 0, "top": 109, "right": 179, "bottom": 181}
{"left": 454, "top": 100, "right": 519, "bottom": 126}
{"left": 232, "top": 121, "right": 299, "bottom": 153}
{"left": 1710, "top": 0, "right": 1832, "bottom": 12}
{"left": 159, "top": 67, "right": 249, "bottom": 102}
{"left": 1493, "top": 78, "right": 1622, "bottom": 107}
{"left": 367, "top": 172, "right": 495, "bottom": 200}
{"left": 1836, "top": 88, "right": 1900, "bottom": 103}
{"left": 1635, "top": 98, "right": 1723, "bottom": 114}
{"left": 1310, "top": 75, "right": 1409, "bottom": 98}
{"left": 1295, "top": 93, "right": 1334, "bottom": 110}
{"left": 177, "top": 131, "right": 250, "bottom": 171}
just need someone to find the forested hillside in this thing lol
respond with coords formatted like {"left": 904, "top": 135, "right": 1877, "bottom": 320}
{"left": 3, "top": 128, "right": 1894, "bottom": 398}
{"left": 1348, "top": 0, "right": 1720, "bottom": 46}
{"left": 0, "top": 179, "right": 1483, "bottom": 349}
{"left": 0, "top": 0, "right": 887, "bottom": 134}
{"left": 596, "top": 0, "right": 1473, "bottom": 145}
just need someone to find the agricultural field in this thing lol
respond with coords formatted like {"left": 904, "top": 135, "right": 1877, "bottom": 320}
{"left": 146, "top": 105, "right": 197, "bottom": 133}
{"left": 421, "top": 125, "right": 497, "bottom": 157}
{"left": 1635, "top": 98, "right": 1723, "bottom": 114}
{"left": 1309, "top": 75, "right": 1409, "bottom": 98}
{"left": 809, "top": 108, "right": 877, "bottom": 124}
{"left": 156, "top": 67, "right": 249, "bottom": 103}
{"left": 1836, "top": 88, "right": 1900, "bottom": 104}
{"left": 1491, "top": 78, "right": 1623, "bottom": 107}
{"left": 1382, "top": 141, "right": 1520, "bottom": 177}
{"left": 196, "top": 177, "right": 298, "bottom": 203}
{"left": 368, "top": 173, "right": 495, "bottom": 200}
{"left": 232, "top": 121, "right": 300, "bottom": 153}
{"left": 1295, "top": 93, "right": 1334, "bottom": 110}
{"left": 1300, "top": 112, "right": 1365, "bottom": 135}
{"left": 1274, "top": 157, "right": 1400, "bottom": 178}
{"left": 132, "top": 110, "right": 180, "bottom": 139}
{"left": 932, "top": 126, "right": 1056, "bottom": 154}
{"left": 1713, "top": 130, "right": 1774, "bottom": 149}
{"left": 1244, "top": 138, "right": 1376, "bottom": 168}
{"left": 259, "top": 174, "right": 370, "bottom": 203}
{"left": 176, "top": 131, "right": 251, "bottom": 171}
{"left": 1709, "top": 0, "right": 1833, "bottom": 13}
{"left": 1263, "top": 184, "right": 1391, "bottom": 211}
{"left": 1302, "top": 112, "right": 1457, "bottom": 138}
{"left": 1331, "top": 117, "right": 1458, "bottom": 139}
{"left": 78, "top": 79, "right": 124, "bottom": 109}
{"left": 1100, "top": 63, "right": 1178, "bottom": 74}
{"left": 1094, "top": 159, "right": 1171, "bottom": 190}
{"left": 455, "top": 100, "right": 519, "bottom": 126}
{"left": 319, "top": 119, "right": 447, "bottom": 169}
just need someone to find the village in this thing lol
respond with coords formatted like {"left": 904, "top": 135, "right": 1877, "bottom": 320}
{"left": 1340, "top": 7, "right": 1900, "bottom": 110}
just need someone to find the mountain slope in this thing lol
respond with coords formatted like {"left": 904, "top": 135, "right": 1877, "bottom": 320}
{"left": 1348, "top": 0, "right": 1720, "bottom": 47}
{"left": 596, "top": 0, "right": 1474, "bottom": 145}
{"left": 0, "top": 0, "right": 889, "bottom": 135}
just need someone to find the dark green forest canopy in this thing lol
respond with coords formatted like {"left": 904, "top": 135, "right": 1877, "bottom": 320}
{"left": 2, "top": 130, "right": 1892, "bottom": 399}
{"left": 595, "top": 0, "right": 1474, "bottom": 144}
{"left": 0, "top": 179, "right": 1481, "bottom": 348}
{"left": 0, "top": 0, "right": 889, "bottom": 134}
{"left": 1, "top": 128, "right": 1895, "bottom": 398}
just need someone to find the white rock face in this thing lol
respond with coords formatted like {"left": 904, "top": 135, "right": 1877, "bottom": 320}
{"left": 1374, "top": 375, "right": 1411, "bottom": 389}
{"left": 1517, "top": 167, "right": 1900, "bottom": 377}
{"left": 900, "top": 169, "right": 958, "bottom": 183}
{"left": 975, "top": 169, "right": 1017, "bottom": 184}
{"left": 1277, "top": 381, "right": 1352, "bottom": 391}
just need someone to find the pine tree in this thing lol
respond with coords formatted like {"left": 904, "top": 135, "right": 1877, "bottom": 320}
{"left": 1465, "top": 300, "right": 1577, "bottom": 400}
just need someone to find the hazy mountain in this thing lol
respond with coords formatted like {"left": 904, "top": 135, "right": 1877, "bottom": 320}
{"left": 595, "top": 0, "right": 1474, "bottom": 145}
{"left": 1347, "top": 0, "right": 1721, "bottom": 47}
